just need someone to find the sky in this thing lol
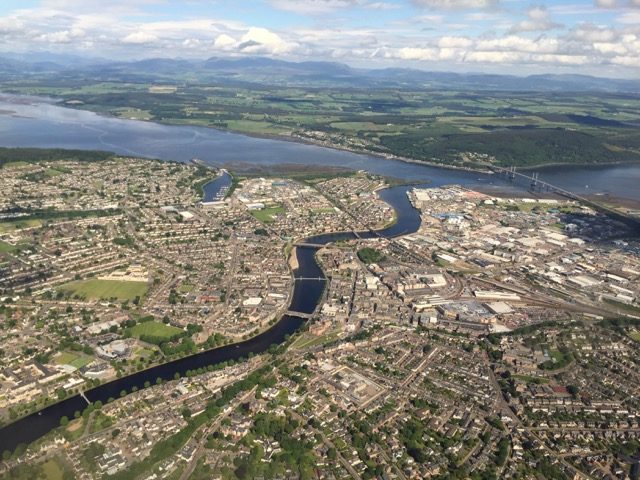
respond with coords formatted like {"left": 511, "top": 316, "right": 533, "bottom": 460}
{"left": 0, "top": 0, "right": 639, "bottom": 77}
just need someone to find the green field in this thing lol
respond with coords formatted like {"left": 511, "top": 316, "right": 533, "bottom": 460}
{"left": 0, "top": 240, "right": 17, "bottom": 253}
{"left": 178, "top": 282, "right": 195, "bottom": 293}
{"left": 128, "top": 321, "right": 183, "bottom": 341}
{"left": 512, "top": 374, "right": 550, "bottom": 385}
{"left": 59, "top": 279, "right": 148, "bottom": 301}
{"left": 9, "top": 79, "right": 640, "bottom": 168}
{"left": 0, "top": 218, "right": 42, "bottom": 233}
{"left": 55, "top": 351, "right": 93, "bottom": 369}
{"left": 251, "top": 205, "right": 285, "bottom": 223}
{"left": 2, "top": 160, "right": 30, "bottom": 168}
{"left": 41, "top": 459, "right": 66, "bottom": 480}
{"left": 291, "top": 329, "right": 342, "bottom": 350}
{"left": 629, "top": 331, "right": 640, "bottom": 342}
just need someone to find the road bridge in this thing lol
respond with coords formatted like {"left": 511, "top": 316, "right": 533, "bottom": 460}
{"left": 293, "top": 242, "right": 327, "bottom": 248}
{"left": 294, "top": 277, "right": 327, "bottom": 282}
{"left": 490, "top": 165, "right": 640, "bottom": 229}
{"left": 284, "top": 310, "right": 315, "bottom": 319}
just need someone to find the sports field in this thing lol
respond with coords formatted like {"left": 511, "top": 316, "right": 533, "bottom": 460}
{"left": 55, "top": 351, "right": 93, "bottom": 369}
{"left": 128, "top": 321, "right": 183, "bottom": 341}
{"left": 59, "top": 279, "right": 147, "bottom": 301}
{"left": 250, "top": 205, "right": 285, "bottom": 223}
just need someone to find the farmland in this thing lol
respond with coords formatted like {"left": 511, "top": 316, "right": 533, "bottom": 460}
{"left": 4, "top": 79, "right": 640, "bottom": 168}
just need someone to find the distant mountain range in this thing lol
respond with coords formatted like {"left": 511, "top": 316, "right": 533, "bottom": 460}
{"left": 1, "top": 53, "right": 638, "bottom": 93}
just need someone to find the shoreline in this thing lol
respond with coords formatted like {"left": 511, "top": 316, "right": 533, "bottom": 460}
{"left": 16, "top": 93, "right": 637, "bottom": 176}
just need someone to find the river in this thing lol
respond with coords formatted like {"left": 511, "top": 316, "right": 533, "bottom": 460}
{"left": 1, "top": 94, "right": 640, "bottom": 201}
{"left": 0, "top": 167, "right": 425, "bottom": 455}
{"left": 0, "top": 92, "right": 639, "bottom": 454}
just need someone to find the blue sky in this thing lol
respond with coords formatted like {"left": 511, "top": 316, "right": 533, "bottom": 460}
{"left": 0, "top": 0, "right": 639, "bottom": 77}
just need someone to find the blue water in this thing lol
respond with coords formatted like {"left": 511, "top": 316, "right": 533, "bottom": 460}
{"left": 1, "top": 94, "right": 639, "bottom": 200}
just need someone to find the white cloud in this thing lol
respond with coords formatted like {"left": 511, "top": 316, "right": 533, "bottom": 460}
{"left": 36, "top": 28, "right": 85, "bottom": 44}
{"left": 395, "top": 46, "right": 440, "bottom": 60}
{"left": 437, "top": 36, "right": 473, "bottom": 48}
{"left": 595, "top": 0, "right": 640, "bottom": 7}
{"left": 413, "top": 0, "right": 500, "bottom": 9}
{"left": 270, "top": 0, "right": 358, "bottom": 14}
{"left": 122, "top": 31, "right": 158, "bottom": 44}
{"left": 618, "top": 11, "right": 640, "bottom": 23}
{"left": 476, "top": 36, "right": 559, "bottom": 54}
{"left": 238, "top": 27, "right": 297, "bottom": 54}
{"left": 612, "top": 54, "right": 640, "bottom": 66}
{"left": 532, "top": 53, "right": 589, "bottom": 65}
{"left": 0, "top": 0, "right": 638, "bottom": 76}
{"left": 464, "top": 50, "right": 522, "bottom": 63}
{"left": 508, "top": 6, "right": 562, "bottom": 34}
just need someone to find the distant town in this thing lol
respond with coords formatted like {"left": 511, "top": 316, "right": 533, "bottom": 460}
{"left": 1, "top": 154, "right": 639, "bottom": 480}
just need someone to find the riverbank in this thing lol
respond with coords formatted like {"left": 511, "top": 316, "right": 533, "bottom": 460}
{"left": 0, "top": 170, "right": 424, "bottom": 456}
{"left": 2, "top": 94, "right": 640, "bottom": 202}
{"left": 57, "top": 99, "right": 640, "bottom": 175}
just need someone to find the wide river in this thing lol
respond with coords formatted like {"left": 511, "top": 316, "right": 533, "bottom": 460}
{"left": 0, "top": 93, "right": 639, "bottom": 455}
{"left": 0, "top": 162, "right": 423, "bottom": 454}
{"left": 1, "top": 94, "right": 640, "bottom": 200}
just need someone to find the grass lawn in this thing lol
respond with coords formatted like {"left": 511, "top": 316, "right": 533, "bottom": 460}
{"left": 89, "top": 411, "right": 114, "bottom": 434}
{"left": 128, "top": 321, "right": 183, "bottom": 341}
{"left": 251, "top": 205, "right": 285, "bottom": 223}
{"left": 178, "top": 282, "right": 195, "bottom": 293}
{"left": 70, "top": 355, "right": 94, "bottom": 369}
{"left": 55, "top": 352, "right": 78, "bottom": 364}
{"left": 549, "top": 349, "right": 564, "bottom": 363}
{"left": 65, "top": 418, "right": 86, "bottom": 441}
{"left": 291, "top": 329, "right": 342, "bottom": 350}
{"left": 0, "top": 218, "right": 42, "bottom": 233}
{"left": 0, "top": 240, "right": 17, "bottom": 253}
{"left": 629, "top": 331, "right": 640, "bottom": 342}
{"left": 41, "top": 459, "right": 65, "bottom": 480}
{"left": 2, "top": 161, "right": 30, "bottom": 168}
{"left": 55, "top": 351, "right": 93, "bottom": 369}
{"left": 59, "top": 278, "right": 147, "bottom": 301}
{"left": 134, "top": 346, "right": 157, "bottom": 358}
{"left": 512, "top": 374, "right": 549, "bottom": 384}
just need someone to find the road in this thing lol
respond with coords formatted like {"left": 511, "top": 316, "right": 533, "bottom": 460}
{"left": 178, "top": 386, "right": 258, "bottom": 480}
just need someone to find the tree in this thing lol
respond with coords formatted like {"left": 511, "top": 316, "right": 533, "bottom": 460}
{"left": 56, "top": 388, "right": 67, "bottom": 400}
{"left": 60, "top": 416, "right": 69, "bottom": 427}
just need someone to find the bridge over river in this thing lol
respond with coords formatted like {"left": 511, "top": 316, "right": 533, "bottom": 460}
{"left": 490, "top": 165, "right": 640, "bottom": 229}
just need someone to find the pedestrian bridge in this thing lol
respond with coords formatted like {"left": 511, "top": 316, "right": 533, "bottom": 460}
{"left": 284, "top": 310, "right": 314, "bottom": 319}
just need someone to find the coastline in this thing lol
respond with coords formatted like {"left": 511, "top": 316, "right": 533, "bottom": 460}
{"left": 19, "top": 95, "right": 628, "bottom": 175}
